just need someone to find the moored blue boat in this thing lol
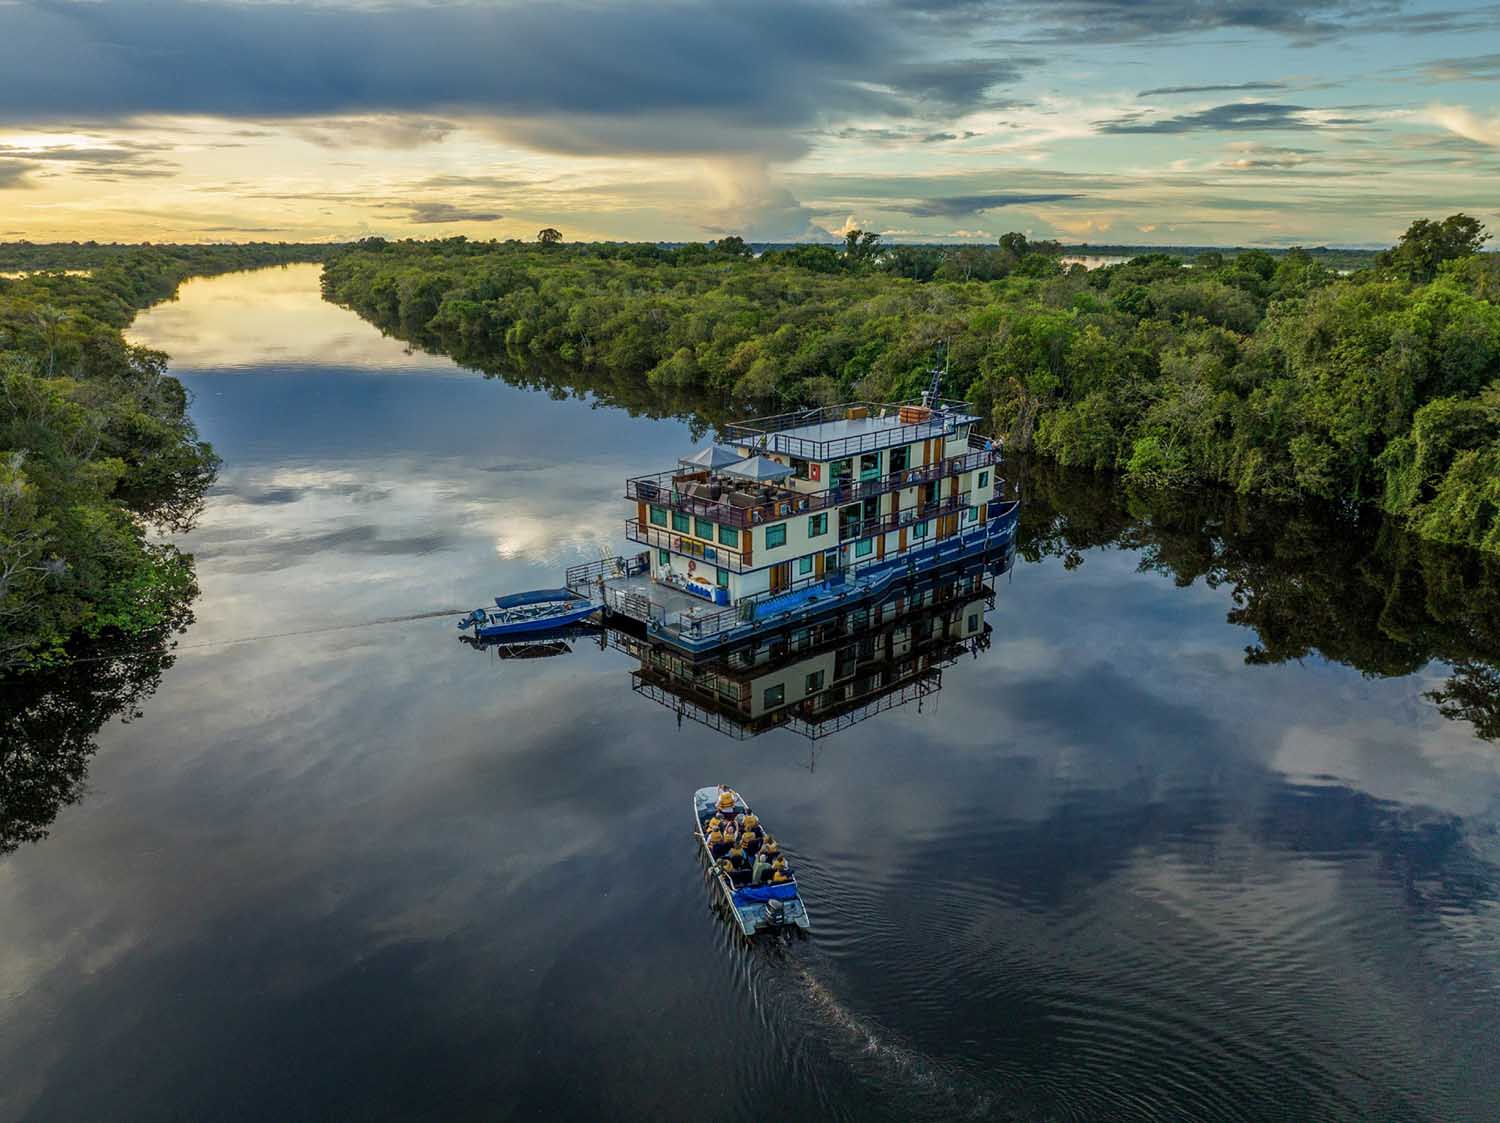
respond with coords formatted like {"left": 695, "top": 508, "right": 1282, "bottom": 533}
{"left": 457, "top": 588, "right": 597, "bottom": 638}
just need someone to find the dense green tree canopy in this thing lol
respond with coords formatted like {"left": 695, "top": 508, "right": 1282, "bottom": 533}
{"left": 322, "top": 219, "right": 1500, "bottom": 555}
{"left": 0, "top": 242, "right": 327, "bottom": 672}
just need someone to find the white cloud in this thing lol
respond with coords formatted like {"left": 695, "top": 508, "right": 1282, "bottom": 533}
{"left": 1423, "top": 104, "right": 1500, "bottom": 148}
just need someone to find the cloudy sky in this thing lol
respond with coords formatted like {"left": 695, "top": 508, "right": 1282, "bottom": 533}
{"left": 1, "top": 0, "right": 1498, "bottom": 246}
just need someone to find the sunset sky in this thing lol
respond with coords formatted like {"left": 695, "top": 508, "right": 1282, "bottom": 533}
{"left": 2, "top": 0, "right": 1498, "bottom": 246}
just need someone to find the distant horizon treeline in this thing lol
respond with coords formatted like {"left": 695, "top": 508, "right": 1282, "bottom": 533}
{"left": 322, "top": 215, "right": 1500, "bottom": 556}
{"left": 0, "top": 242, "right": 328, "bottom": 674}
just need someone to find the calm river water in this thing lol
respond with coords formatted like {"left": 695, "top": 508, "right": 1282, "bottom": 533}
{"left": 2, "top": 265, "right": 1498, "bottom": 1121}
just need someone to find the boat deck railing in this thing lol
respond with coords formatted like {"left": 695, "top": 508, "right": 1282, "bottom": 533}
{"left": 565, "top": 553, "right": 649, "bottom": 591}
{"left": 624, "top": 443, "right": 1002, "bottom": 530}
{"left": 719, "top": 398, "right": 977, "bottom": 461}
{"left": 790, "top": 670, "right": 943, "bottom": 740}
{"left": 660, "top": 503, "right": 1017, "bottom": 643}
{"left": 590, "top": 500, "right": 1019, "bottom": 647}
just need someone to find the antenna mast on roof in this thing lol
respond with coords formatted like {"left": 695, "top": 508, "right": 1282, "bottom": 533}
{"left": 922, "top": 342, "right": 948, "bottom": 410}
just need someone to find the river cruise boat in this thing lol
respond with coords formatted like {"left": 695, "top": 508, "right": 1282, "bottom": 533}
{"left": 561, "top": 393, "right": 1018, "bottom": 656}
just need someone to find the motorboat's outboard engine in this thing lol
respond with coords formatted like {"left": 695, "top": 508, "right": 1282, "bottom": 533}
{"left": 764, "top": 898, "right": 787, "bottom": 927}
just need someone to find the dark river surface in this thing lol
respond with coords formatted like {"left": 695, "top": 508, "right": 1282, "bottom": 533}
{"left": 4, "top": 264, "right": 1500, "bottom": 1121}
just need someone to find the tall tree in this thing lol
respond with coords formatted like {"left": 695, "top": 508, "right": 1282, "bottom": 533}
{"left": 1377, "top": 213, "right": 1488, "bottom": 282}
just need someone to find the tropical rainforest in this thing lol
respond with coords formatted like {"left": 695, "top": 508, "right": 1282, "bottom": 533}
{"left": 322, "top": 217, "right": 1500, "bottom": 555}
{"left": 0, "top": 243, "right": 327, "bottom": 673}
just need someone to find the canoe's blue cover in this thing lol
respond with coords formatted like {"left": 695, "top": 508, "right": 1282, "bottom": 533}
{"left": 733, "top": 883, "right": 799, "bottom": 904}
{"left": 494, "top": 588, "right": 578, "bottom": 609}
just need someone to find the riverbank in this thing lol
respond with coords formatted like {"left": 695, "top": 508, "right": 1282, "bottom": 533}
{"left": 321, "top": 221, "right": 1500, "bottom": 556}
{"left": 0, "top": 245, "right": 331, "bottom": 672}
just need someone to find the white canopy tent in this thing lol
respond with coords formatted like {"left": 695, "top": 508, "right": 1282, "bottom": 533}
{"left": 719, "top": 455, "right": 795, "bottom": 483}
{"left": 679, "top": 444, "right": 746, "bottom": 470}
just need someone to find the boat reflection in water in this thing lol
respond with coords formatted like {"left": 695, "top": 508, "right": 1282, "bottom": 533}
{"left": 463, "top": 538, "right": 1013, "bottom": 743}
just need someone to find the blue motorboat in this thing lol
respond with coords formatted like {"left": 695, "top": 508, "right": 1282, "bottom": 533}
{"left": 694, "top": 786, "right": 810, "bottom": 937}
{"left": 457, "top": 588, "right": 597, "bottom": 638}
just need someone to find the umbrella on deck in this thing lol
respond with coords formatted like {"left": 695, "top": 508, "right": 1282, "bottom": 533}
{"left": 679, "top": 444, "right": 746, "bottom": 470}
{"left": 720, "top": 455, "right": 795, "bottom": 483}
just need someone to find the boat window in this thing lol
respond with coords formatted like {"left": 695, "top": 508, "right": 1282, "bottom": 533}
{"left": 658, "top": 549, "right": 670, "bottom": 565}
{"left": 718, "top": 524, "right": 738, "bottom": 547}
{"left": 716, "top": 567, "right": 729, "bottom": 586}
{"left": 859, "top": 452, "right": 881, "bottom": 480}
{"left": 695, "top": 516, "right": 713, "bottom": 540}
{"left": 807, "top": 513, "right": 827, "bottom": 537}
{"left": 978, "top": 471, "right": 989, "bottom": 489}
{"left": 968, "top": 613, "right": 979, "bottom": 632}
{"left": 672, "top": 511, "right": 690, "bottom": 533}
{"left": 855, "top": 537, "right": 874, "bottom": 557}
{"left": 763, "top": 683, "right": 785, "bottom": 708}
{"left": 790, "top": 457, "right": 811, "bottom": 480}
{"left": 805, "top": 669, "right": 825, "bottom": 693}
{"left": 798, "top": 555, "right": 813, "bottom": 575}
{"left": 839, "top": 503, "right": 861, "bottom": 539}
{"left": 765, "top": 523, "right": 787, "bottom": 549}
{"left": 889, "top": 445, "right": 909, "bottom": 473}
{"left": 913, "top": 520, "right": 928, "bottom": 539}
{"left": 649, "top": 505, "right": 668, "bottom": 526}
{"left": 830, "top": 458, "right": 853, "bottom": 485}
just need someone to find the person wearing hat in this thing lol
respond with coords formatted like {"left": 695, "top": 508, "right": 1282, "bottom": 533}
{"left": 707, "top": 829, "right": 731, "bottom": 860}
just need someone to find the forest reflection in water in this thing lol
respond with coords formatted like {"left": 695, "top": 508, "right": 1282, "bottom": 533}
{"left": 459, "top": 459, "right": 1500, "bottom": 749}
{"left": 6, "top": 455, "right": 1497, "bottom": 864}
{"left": 0, "top": 596, "right": 193, "bottom": 859}
{"left": 1017, "top": 461, "right": 1500, "bottom": 742}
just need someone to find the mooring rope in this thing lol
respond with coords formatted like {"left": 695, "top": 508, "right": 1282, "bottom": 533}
{"left": 31, "top": 607, "right": 467, "bottom": 665}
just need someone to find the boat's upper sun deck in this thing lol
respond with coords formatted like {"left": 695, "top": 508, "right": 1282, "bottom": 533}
{"left": 722, "top": 400, "right": 979, "bottom": 461}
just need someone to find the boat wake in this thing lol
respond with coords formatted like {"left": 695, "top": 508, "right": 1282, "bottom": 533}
{"left": 779, "top": 955, "right": 1001, "bottom": 1120}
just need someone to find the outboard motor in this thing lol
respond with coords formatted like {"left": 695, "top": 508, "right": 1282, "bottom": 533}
{"left": 764, "top": 898, "right": 787, "bottom": 927}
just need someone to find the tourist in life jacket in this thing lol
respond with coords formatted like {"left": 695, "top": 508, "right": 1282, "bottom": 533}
{"left": 741, "top": 813, "right": 763, "bottom": 839}
{"left": 705, "top": 815, "right": 724, "bottom": 837}
{"left": 762, "top": 839, "right": 780, "bottom": 862}
{"left": 707, "top": 830, "right": 731, "bottom": 859}
{"left": 740, "top": 830, "right": 762, "bottom": 859}
{"left": 726, "top": 842, "right": 749, "bottom": 870}
{"left": 771, "top": 855, "right": 793, "bottom": 879}
{"left": 771, "top": 869, "right": 792, "bottom": 884}
{"left": 716, "top": 789, "right": 739, "bottom": 816}
{"left": 751, "top": 849, "right": 774, "bottom": 885}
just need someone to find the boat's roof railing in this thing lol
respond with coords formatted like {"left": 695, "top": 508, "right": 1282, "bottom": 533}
{"left": 718, "top": 398, "right": 978, "bottom": 461}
